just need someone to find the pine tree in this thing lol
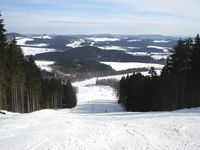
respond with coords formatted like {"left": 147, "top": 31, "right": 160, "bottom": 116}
{"left": 148, "top": 67, "right": 157, "bottom": 77}
{"left": 64, "top": 80, "right": 77, "bottom": 108}
{"left": 6, "top": 39, "right": 25, "bottom": 112}
{"left": 0, "top": 13, "right": 78, "bottom": 112}
{"left": 0, "top": 12, "right": 7, "bottom": 109}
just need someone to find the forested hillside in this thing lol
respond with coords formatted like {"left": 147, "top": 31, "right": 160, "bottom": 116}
{"left": 0, "top": 14, "right": 77, "bottom": 113}
{"left": 119, "top": 35, "right": 200, "bottom": 111}
{"left": 35, "top": 46, "right": 158, "bottom": 73}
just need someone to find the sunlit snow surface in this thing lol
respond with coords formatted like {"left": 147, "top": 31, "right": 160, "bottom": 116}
{"left": 86, "top": 37, "right": 120, "bottom": 42}
{"left": 147, "top": 46, "right": 172, "bottom": 53}
{"left": 2, "top": 36, "right": 199, "bottom": 150}
{"left": 0, "top": 74, "right": 200, "bottom": 150}
{"left": 98, "top": 46, "right": 126, "bottom": 51}
{"left": 100, "top": 62, "right": 164, "bottom": 71}
{"left": 21, "top": 47, "right": 57, "bottom": 56}
{"left": 16, "top": 37, "right": 34, "bottom": 45}
{"left": 153, "top": 40, "right": 170, "bottom": 43}
{"left": 16, "top": 37, "right": 56, "bottom": 55}
{"left": 128, "top": 39, "right": 142, "bottom": 42}
{"left": 66, "top": 39, "right": 84, "bottom": 48}
{"left": 32, "top": 35, "right": 52, "bottom": 39}
{"left": 35, "top": 60, "right": 55, "bottom": 72}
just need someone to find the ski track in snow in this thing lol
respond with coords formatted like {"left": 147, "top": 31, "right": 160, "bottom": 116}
{"left": 0, "top": 74, "right": 200, "bottom": 150}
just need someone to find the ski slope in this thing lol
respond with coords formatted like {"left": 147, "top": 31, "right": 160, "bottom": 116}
{"left": 0, "top": 74, "right": 200, "bottom": 150}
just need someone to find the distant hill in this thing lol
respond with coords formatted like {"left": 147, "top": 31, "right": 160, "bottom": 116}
{"left": 6, "top": 32, "right": 26, "bottom": 39}
{"left": 34, "top": 46, "right": 159, "bottom": 72}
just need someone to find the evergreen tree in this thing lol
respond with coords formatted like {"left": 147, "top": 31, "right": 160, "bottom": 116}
{"left": 0, "top": 12, "right": 7, "bottom": 109}
{"left": 63, "top": 80, "right": 77, "bottom": 108}
{"left": 0, "top": 14, "right": 77, "bottom": 113}
{"left": 119, "top": 35, "right": 200, "bottom": 111}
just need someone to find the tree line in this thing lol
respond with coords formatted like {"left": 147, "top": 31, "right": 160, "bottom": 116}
{"left": 118, "top": 35, "right": 200, "bottom": 111}
{"left": 0, "top": 14, "right": 77, "bottom": 113}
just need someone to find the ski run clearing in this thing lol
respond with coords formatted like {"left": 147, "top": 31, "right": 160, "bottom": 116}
{"left": 0, "top": 73, "right": 200, "bottom": 150}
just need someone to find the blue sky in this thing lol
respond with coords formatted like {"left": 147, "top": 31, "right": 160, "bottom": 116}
{"left": 1, "top": 0, "right": 200, "bottom": 35}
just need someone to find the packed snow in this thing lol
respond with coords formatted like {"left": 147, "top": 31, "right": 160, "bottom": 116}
{"left": 35, "top": 60, "right": 55, "bottom": 72}
{"left": 0, "top": 73, "right": 200, "bottom": 150}
{"left": 98, "top": 46, "right": 126, "bottom": 51}
{"left": 66, "top": 40, "right": 84, "bottom": 48}
{"left": 100, "top": 62, "right": 164, "bottom": 71}
{"left": 21, "top": 46, "right": 57, "bottom": 56}
{"left": 147, "top": 46, "right": 171, "bottom": 53}
{"left": 86, "top": 37, "right": 120, "bottom": 42}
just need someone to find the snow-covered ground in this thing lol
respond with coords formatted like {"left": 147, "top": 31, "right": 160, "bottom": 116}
{"left": 35, "top": 60, "right": 55, "bottom": 72}
{"left": 0, "top": 73, "right": 200, "bottom": 150}
{"left": 98, "top": 46, "right": 126, "bottom": 51}
{"left": 128, "top": 39, "right": 142, "bottom": 42}
{"left": 153, "top": 40, "right": 170, "bottom": 43}
{"left": 100, "top": 62, "right": 164, "bottom": 71}
{"left": 21, "top": 46, "right": 57, "bottom": 56}
{"left": 86, "top": 37, "right": 120, "bottom": 42}
{"left": 32, "top": 35, "right": 52, "bottom": 39}
{"left": 126, "top": 52, "right": 171, "bottom": 60}
{"left": 16, "top": 37, "right": 34, "bottom": 45}
{"left": 16, "top": 37, "right": 56, "bottom": 55}
{"left": 147, "top": 46, "right": 172, "bottom": 53}
{"left": 66, "top": 39, "right": 85, "bottom": 48}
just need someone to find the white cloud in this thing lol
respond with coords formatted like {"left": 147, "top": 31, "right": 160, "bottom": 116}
{"left": 2, "top": 0, "right": 200, "bottom": 35}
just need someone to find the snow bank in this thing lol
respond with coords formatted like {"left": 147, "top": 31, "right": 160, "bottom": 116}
{"left": 100, "top": 62, "right": 164, "bottom": 71}
{"left": 21, "top": 46, "right": 57, "bottom": 56}
{"left": 35, "top": 60, "right": 55, "bottom": 72}
{"left": 86, "top": 37, "right": 120, "bottom": 42}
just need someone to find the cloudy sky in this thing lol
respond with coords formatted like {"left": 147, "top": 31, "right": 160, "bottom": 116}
{"left": 1, "top": 0, "right": 200, "bottom": 35}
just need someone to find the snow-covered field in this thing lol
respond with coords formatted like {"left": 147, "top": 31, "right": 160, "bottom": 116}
{"left": 16, "top": 37, "right": 57, "bottom": 55}
{"left": 128, "top": 39, "right": 142, "bottom": 42}
{"left": 21, "top": 46, "right": 57, "bottom": 56}
{"left": 35, "top": 60, "right": 55, "bottom": 72}
{"left": 86, "top": 37, "right": 120, "bottom": 42}
{"left": 0, "top": 73, "right": 200, "bottom": 150}
{"left": 126, "top": 51, "right": 171, "bottom": 60}
{"left": 153, "top": 40, "right": 170, "bottom": 43}
{"left": 66, "top": 40, "right": 85, "bottom": 48}
{"left": 32, "top": 35, "right": 52, "bottom": 39}
{"left": 147, "top": 46, "right": 172, "bottom": 53}
{"left": 100, "top": 62, "right": 164, "bottom": 71}
{"left": 16, "top": 37, "right": 34, "bottom": 45}
{"left": 98, "top": 46, "right": 126, "bottom": 51}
